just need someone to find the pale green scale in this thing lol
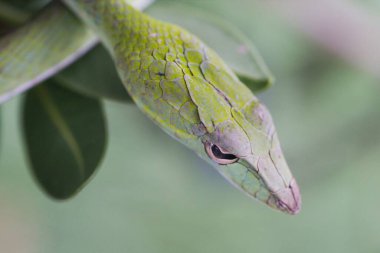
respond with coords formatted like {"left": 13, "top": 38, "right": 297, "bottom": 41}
{"left": 165, "top": 62, "right": 182, "bottom": 79}
{"left": 184, "top": 74, "right": 230, "bottom": 133}
{"left": 165, "top": 52, "right": 176, "bottom": 62}
{"left": 242, "top": 171, "right": 262, "bottom": 195}
{"left": 144, "top": 80, "right": 161, "bottom": 100}
{"left": 179, "top": 101, "right": 199, "bottom": 124}
{"left": 160, "top": 79, "right": 188, "bottom": 110}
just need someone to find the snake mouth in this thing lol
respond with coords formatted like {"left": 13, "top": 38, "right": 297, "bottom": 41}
{"left": 269, "top": 178, "right": 301, "bottom": 215}
{"left": 215, "top": 154, "right": 301, "bottom": 214}
{"left": 248, "top": 153, "right": 301, "bottom": 215}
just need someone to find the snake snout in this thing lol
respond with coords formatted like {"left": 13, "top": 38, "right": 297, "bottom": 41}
{"left": 274, "top": 179, "right": 301, "bottom": 215}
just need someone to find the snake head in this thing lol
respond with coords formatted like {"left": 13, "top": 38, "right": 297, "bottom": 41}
{"left": 199, "top": 101, "right": 301, "bottom": 214}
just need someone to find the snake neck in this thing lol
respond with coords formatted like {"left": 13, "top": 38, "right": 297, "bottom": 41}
{"left": 62, "top": 0, "right": 146, "bottom": 53}
{"left": 62, "top": 0, "right": 253, "bottom": 144}
{"left": 62, "top": 0, "right": 207, "bottom": 141}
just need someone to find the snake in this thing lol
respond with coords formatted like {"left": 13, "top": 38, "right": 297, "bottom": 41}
{"left": 0, "top": 0, "right": 301, "bottom": 214}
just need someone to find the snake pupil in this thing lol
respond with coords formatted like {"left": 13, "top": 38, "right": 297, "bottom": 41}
{"left": 211, "top": 145, "right": 237, "bottom": 160}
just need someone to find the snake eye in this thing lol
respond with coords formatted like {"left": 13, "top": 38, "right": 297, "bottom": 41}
{"left": 205, "top": 142, "right": 238, "bottom": 165}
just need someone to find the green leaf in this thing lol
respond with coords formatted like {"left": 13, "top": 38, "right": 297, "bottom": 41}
{"left": 22, "top": 80, "right": 107, "bottom": 199}
{"left": 0, "top": 3, "right": 97, "bottom": 104}
{"left": 0, "top": 0, "right": 51, "bottom": 13}
{"left": 0, "top": 109, "right": 1, "bottom": 157}
{"left": 0, "top": 1, "right": 30, "bottom": 26}
{"left": 56, "top": 45, "right": 132, "bottom": 102}
{"left": 0, "top": 0, "right": 51, "bottom": 29}
{"left": 147, "top": 2, "right": 274, "bottom": 92}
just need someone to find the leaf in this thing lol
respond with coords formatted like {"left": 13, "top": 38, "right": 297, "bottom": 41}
{"left": 22, "top": 80, "right": 107, "bottom": 199}
{"left": 0, "top": 1, "right": 31, "bottom": 26}
{"left": 56, "top": 45, "right": 132, "bottom": 102}
{"left": 0, "top": 109, "right": 1, "bottom": 158}
{"left": 0, "top": 0, "right": 51, "bottom": 13}
{"left": 147, "top": 2, "right": 274, "bottom": 92}
{"left": 0, "top": 2, "right": 97, "bottom": 104}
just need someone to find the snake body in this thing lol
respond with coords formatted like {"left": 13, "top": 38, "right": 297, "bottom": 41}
{"left": 5, "top": 0, "right": 302, "bottom": 214}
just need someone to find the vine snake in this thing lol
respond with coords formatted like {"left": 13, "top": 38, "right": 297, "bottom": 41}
{"left": 3, "top": 0, "right": 301, "bottom": 214}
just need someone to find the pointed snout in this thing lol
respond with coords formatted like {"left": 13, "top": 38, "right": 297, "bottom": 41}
{"left": 216, "top": 154, "right": 302, "bottom": 214}
{"left": 253, "top": 149, "right": 302, "bottom": 214}
{"left": 273, "top": 178, "right": 301, "bottom": 215}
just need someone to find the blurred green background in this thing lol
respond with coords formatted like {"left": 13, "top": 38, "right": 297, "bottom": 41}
{"left": 1, "top": 0, "right": 380, "bottom": 252}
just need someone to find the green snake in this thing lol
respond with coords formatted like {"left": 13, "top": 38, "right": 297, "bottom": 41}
{"left": 1, "top": 0, "right": 301, "bottom": 214}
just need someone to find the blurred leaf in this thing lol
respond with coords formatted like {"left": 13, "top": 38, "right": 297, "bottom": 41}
{"left": 22, "top": 80, "right": 107, "bottom": 199}
{"left": 0, "top": 109, "right": 1, "bottom": 158}
{"left": 0, "top": 2, "right": 97, "bottom": 104}
{"left": 147, "top": 2, "right": 274, "bottom": 92}
{"left": 236, "top": 72, "right": 273, "bottom": 92}
{"left": 0, "top": 0, "right": 51, "bottom": 27}
{"left": 0, "top": 0, "right": 51, "bottom": 13}
{"left": 0, "top": 1, "right": 30, "bottom": 26}
{"left": 56, "top": 45, "right": 132, "bottom": 102}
